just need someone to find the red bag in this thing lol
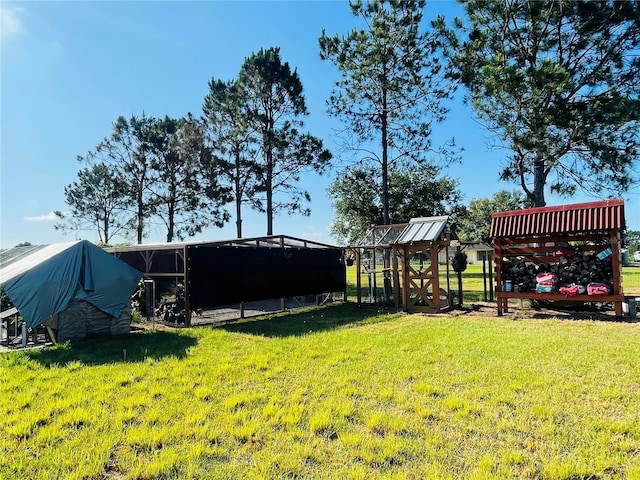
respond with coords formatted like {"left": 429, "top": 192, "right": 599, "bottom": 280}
{"left": 587, "top": 283, "right": 610, "bottom": 295}
{"left": 559, "top": 284, "right": 579, "bottom": 296}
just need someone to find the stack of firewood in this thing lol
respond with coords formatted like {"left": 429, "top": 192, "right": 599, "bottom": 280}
{"left": 501, "top": 252, "right": 613, "bottom": 293}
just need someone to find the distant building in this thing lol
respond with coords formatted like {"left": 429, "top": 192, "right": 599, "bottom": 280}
{"left": 438, "top": 242, "right": 493, "bottom": 265}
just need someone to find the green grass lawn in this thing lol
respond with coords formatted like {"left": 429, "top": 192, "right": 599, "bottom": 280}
{"left": 1, "top": 303, "right": 639, "bottom": 479}
{"left": 623, "top": 264, "right": 640, "bottom": 295}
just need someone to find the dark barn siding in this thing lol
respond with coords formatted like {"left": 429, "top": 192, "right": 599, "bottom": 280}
{"left": 187, "top": 246, "right": 346, "bottom": 309}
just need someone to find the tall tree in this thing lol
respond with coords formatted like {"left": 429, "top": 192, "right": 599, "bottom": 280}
{"left": 89, "top": 114, "right": 158, "bottom": 243}
{"left": 238, "top": 47, "right": 332, "bottom": 235}
{"left": 203, "top": 78, "right": 260, "bottom": 239}
{"left": 319, "top": 0, "right": 456, "bottom": 225}
{"left": 451, "top": 0, "right": 640, "bottom": 206}
{"left": 328, "top": 162, "right": 463, "bottom": 245}
{"left": 147, "top": 114, "right": 231, "bottom": 242}
{"left": 456, "top": 190, "right": 530, "bottom": 244}
{"left": 55, "top": 163, "right": 130, "bottom": 244}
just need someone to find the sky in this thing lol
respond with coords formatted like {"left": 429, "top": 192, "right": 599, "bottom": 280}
{"left": 1, "top": 1, "right": 638, "bottom": 250}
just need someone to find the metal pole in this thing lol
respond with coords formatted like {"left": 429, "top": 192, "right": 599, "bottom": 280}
{"left": 482, "top": 254, "right": 488, "bottom": 302}
{"left": 183, "top": 246, "right": 191, "bottom": 327}
{"left": 488, "top": 254, "right": 494, "bottom": 302}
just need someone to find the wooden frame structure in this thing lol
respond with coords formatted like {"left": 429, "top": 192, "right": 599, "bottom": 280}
{"left": 352, "top": 217, "right": 456, "bottom": 314}
{"left": 491, "top": 200, "right": 626, "bottom": 317}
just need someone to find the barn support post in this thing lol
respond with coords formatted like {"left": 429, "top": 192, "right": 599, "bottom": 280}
{"left": 611, "top": 229, "right": 623, "bottom": 317}
{"left": 402, "top": 246, "right": 410, "bottom": 310}
{"left": 371, "top": 249, "right": 377, "bottom": 303}
{"left": 445, "top": 244, "right": 451, "bottom": 308}
{"left": 392, "top": 245, "right": 400, "bottom": 311}
{"left": 431, "top": 244, "right": 439, "bottom": 314}
{"left": 494, "top": 238, "right": 504, "bottom": 315}
{"left": 142, "top": 251, "right": 154, "bottom": 274}
{"left": 482, "top": 254, "right": 488, "bottom": 301}
{"left": 356, "top": 248, "right": 362, "bottom": 306}
{"left": 280, "top": 236, "right": 286, "bottom": 312}
{"left": 455, "top": 245, "right": 463, "bottom": 307}
{"left": 183, "top": 246, "right": 191, "bottom": 327}
{"left": 488, "top": 254, "right": 494, "bottom": 302}
{"left": 383, "top": 248, "right": 393, "bottom": 302}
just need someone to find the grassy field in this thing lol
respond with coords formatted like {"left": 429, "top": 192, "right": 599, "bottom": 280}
{"left": 1, "top": 303, "right": 639, "bottom": 479}
{"left": 623, "top": 264, "right": 640, "bottom": 295}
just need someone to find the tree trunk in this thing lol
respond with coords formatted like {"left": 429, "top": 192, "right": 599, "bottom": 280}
{"left": 266, "top": 157, "right": 273, "bottom": 236}
{"left": 167, "top": 199, "right": 175, "bottom": 242}
{"left": 235, "top": 150, "right": 242, "bottom": 239}
{"left": 532, "top": 155, "right": 546, "bottom": 207}
{"left": 265, "top": 121, "right": 274, "bottom": 236}
{"left": 137, "top": 193, "right": 144, "bottom": 244}
{"left": 381, "top": 86, "right": 390, "bottom": 225}
{"left": 103, "top": 215, "right": 109, "bottom": 245}
{"left": 381, "top": 85, "right": 392, "bottom": 300}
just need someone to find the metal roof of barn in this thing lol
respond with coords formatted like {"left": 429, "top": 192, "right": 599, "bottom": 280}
{"left": 105, "top": 234, "right": 337, "bottom": 254}
{"left": 490, "top": 199, "right": 625, "bottom": 239}
{"left": 0, "top": 242, "right": 78, "bottom": 285}
{"left": 0, "top": 244, "right": 48, "bottom": 268}
{"left": 395, "top": 216, "right": 449, "bottom": 244}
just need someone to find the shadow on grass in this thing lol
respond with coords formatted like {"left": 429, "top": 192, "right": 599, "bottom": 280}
{"left": 24, "top": 330, "right": 197, "bottom": 367}
{"left": 218, "top": 302, "right": 395, "bottom": 338}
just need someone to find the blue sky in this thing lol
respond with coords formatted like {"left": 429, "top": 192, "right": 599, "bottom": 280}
{"left": 1, "top": 1, "right": 638, "bottom": 249}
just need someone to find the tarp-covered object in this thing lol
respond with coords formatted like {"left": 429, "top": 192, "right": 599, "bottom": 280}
{"left": 0, "top": 240, "right": 143, "bottom": 328}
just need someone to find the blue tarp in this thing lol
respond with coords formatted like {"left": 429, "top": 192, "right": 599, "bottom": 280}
{"left": 0, "top": 240, "right": 143, "bottom": 328}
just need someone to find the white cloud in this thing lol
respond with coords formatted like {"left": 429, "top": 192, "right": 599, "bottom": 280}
{"left": 24, "top": 212, "right": 61, "bottom": 222}
{"left": 1, "top": 5, "right": 24, "bottom": 39}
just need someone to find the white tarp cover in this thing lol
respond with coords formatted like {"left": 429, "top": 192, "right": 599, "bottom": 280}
{"left": 0, "top": 240, "right": 142, "bottom": 328}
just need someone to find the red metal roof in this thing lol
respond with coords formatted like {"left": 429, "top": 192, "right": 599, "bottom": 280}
{"left": 490, "top": 199, "right": 626, "bottom": 238}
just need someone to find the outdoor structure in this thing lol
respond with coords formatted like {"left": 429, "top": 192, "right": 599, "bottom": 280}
{"left": 491, "top": 199, "right": 626, "bottom": 316}
{"left": 0, "top": 240, "right": 143, "bottom": 346}
{"left": 351, "top": 216, "right": 458, "bottom": 314}
{"left": 107, "top": 235, "right": 346, "bottom": 325}
{"left": 461, "top": 243, "right": 494, "bottom": 264}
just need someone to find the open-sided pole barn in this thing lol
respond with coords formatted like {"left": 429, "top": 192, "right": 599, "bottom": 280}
{"left": 107, "top": 235, "right": 346, "bottom": 325}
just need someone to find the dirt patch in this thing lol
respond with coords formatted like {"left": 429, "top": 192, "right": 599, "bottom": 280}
{"left": 136, "top": 297, "right": 323, "bottom": 330}
{"left": 452, "top": 300, "right": 639, "bottom": 323}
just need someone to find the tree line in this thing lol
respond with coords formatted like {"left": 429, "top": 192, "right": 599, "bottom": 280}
{"left": 56, "top": 0, "right": 639, "bottom": 246}
{"left": 56, "top": 47, "right": 331, "bottom": 244}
